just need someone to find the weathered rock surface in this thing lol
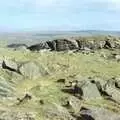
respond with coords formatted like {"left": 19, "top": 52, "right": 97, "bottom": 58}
{"left": 78, "top": 106, "right": 120, "bottom": 120}
{"left": 19, "top": 61, "right": 49, "bottom": 79}
{"left": 62, "top": 80, "right": 102, "bottom": 100}
{"left": 65, "top": 96, "right": 81, "bottom": 113}
{"left": 44, "top": 103, "right": 74, "bottom": 120}
{"left": 8, "top": 36, "right": 120, "bottom": 52}
{"left": 46, "top": 39, "right": 79, "bottom": 51}
{"left": 27, "top": 42, "right": 50, "bottom": 51}
{"left": 81, "top": 81, "right": 102, "bottom": 100}
{"left": 2, "top": 59, "right": 19, "bottom": 73}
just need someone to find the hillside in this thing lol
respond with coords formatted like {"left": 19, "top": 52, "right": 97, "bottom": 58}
{"left": 0, "top": 35, "right": 120, "bottom": 119}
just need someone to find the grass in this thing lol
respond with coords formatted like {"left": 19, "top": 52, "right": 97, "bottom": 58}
{"left": 0, "top": 47, "right": 120, "bottom": 119}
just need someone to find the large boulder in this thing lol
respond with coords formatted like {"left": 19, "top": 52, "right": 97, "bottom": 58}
{"left": 104, "top": 81, "right": 120, "bottom": 104}
{"left": 62, "top": 80, "right": 101, "bottom": 100}
{"left": 91, "top": 78, "right": 120, "bottom": 104}
{"left": 27, "top": 42, "right": 49, "bottom": 51}
{"left": 19, "top": 62, "right": 49, "bottom": 79}
{"left": 78, "top": 106, "right": 120, "bottom": 120}
{"left": 46, "top": 40, "right": 56, "bottom": 51}
{"left": 76, "top": 39, "right": 106, "bottom": 50}
{"left": 2, "top": 59, "right": 18, "bottom": 73}
{"left": 47, "top": 39, "right": 79, "bottom": 51}
{"left": 81, "top": 81, "right": 102, "bottom": 100}
{"left": 65, "top": 96, "right": 82, "bottom": 113}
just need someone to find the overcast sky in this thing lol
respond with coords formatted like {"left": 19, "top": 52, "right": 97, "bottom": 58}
{"left": 0, "top": 0, "right": 120, "bottom": 31}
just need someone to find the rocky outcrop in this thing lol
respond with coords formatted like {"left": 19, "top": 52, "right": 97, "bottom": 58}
{"left": 7, "top": 36, "right": 120, "bottom": 52}
{"left": 7, "top": 44, "right": 28, "bottom": 49}
{"left": 2, "top": 59, "right": 19, "bottom": 73}
{"left": 19, "top": 61, "right": 49, "bottom": 79}
{"left": 46, "top": 39, "right": 79, "bottom": 51}
{"left": 27, "top": 42, "right": 50, "bottom": 51}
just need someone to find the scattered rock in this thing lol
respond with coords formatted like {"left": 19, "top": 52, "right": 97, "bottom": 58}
{"left": 79, "top": 106, "right": 120, "bottom": 120}
{"left": 2, "top": 59, "right": 19, "bottom": 73}
{"left": 115, "top": 55, "right": 120, "bottom": 62}
{"left": 39, "top": 99, "right": 44, "bottom": 105}
{"left": 65, "top": 96, "right": 81, "bottom": 113}
{"left": 19, "top": 62, "right": 49, "bottom": 79}
{"left": 104, "top": 84, "right": 120, "bottom": 104}
{"left": 81, "top": 81, "right": 102, "bottom": 100}
{"left": 104, "top": 40, "right": 113, "bottom": 49}
{"left": 54, "top": 39, "right": 79, "bottom": 51}
{"left": 46, "top": 40, "right": 56, "bottom": 51}
{"left": 45, "top": 103, "right": 74, "bottom": 120}
{"left": 17, "top": 93, "right": 32, "bottom": 105}
{"left": 27, "top": 42, "right": 49, "bottom": 51}
{"left": 115, "top": 78, "right": 120, "bottom": 89}
{"left": 62, "top": 80, "right": 101, "bottom": 100}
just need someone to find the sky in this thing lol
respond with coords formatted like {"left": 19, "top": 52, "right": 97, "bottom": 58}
{"left": 0, "top": 0, "right": 120, "bottom": 31}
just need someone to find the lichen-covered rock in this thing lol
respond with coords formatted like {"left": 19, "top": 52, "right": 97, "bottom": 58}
{"left": 66, "top": 96, "right": 81, "bottom": 113}
{"left": 2, "top": 59, "right": 18, "bottom": 72}
{"left": 27, "top": 42, "right": 50, "bottom": 51}
{"left": 47, "top": 39, "right": 79, "bottom": 51}
{"left": 81, "top": 81, "right": 102, "bottom": 100}
{"left": 79, "top": 106, "right": 120, "bottom": 120}
{"left": 62, "top": 80, "right": 102, "bottom": 100}
{"left": 19, "top": 62, "right": 49, "bottom": 79}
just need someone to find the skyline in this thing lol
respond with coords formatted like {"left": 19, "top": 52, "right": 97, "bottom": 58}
{"left": 0, "top": 0, "right": 120, "bottom": 31}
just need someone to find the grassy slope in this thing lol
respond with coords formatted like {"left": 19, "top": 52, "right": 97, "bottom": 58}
{"left": 0, "top": 47, "right": 120, "bottom": 119}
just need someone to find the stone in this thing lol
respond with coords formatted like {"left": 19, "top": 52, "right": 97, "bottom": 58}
{"left": 79, "top": 106, "right": 120, "bottom": 120}
{"left": 115, "top": 77, "right": 120, "bottom": 89}
{"left": 45, "top": 103, "right": 74, "bottom": 120}
{"left": 47, "top": 39, "right": 79, "bottom": 51}
{"left": 19, "top": 62, "right": 49, "bottom": 79}
{"left": 115, "top": 55, "right": 120, "bottom": 62}
{"left": 67, "top": 96, "right": 81, "bottom": 113}
{"left": 105, "top": 85, "right": 120, "bottom": 104}
{"left": 2, "top": 59, "right": 18, "bottom": 72}
{"left": 27, "top": 42, "right": 49, "bottom": 51}
{"left": 81, "top": 81, "right": 102, "bottom": 100}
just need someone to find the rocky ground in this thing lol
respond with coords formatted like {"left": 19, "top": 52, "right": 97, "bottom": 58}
{"left": 0, "top": 35, "right": 120, "bottom": 119}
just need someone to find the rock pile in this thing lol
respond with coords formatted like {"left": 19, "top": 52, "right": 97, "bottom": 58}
{"left": 26, "top": 36, "right": 120, "bottom": 52}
